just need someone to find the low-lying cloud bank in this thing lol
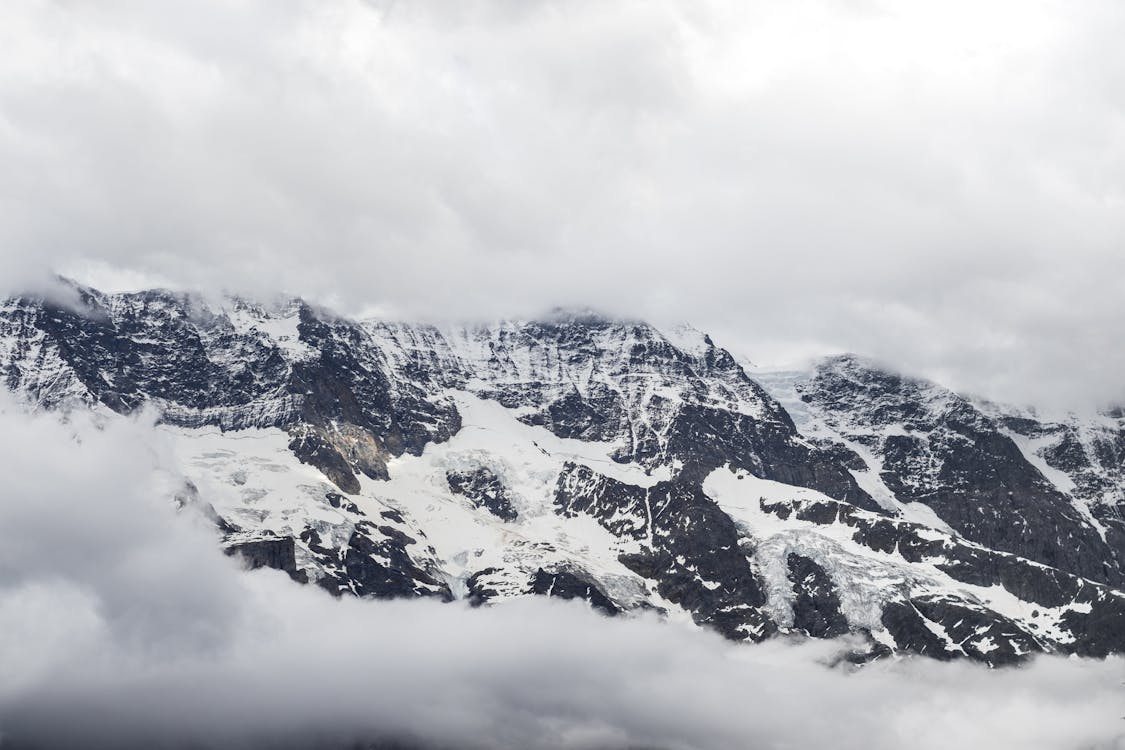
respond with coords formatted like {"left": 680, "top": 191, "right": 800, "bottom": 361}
{"left": 0, "top": 399, "right": 1123, "bottom": 750}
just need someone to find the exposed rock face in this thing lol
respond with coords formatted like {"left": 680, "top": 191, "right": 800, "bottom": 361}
{"left": 464, "top": 566, "right": 622, "bottom": 616}
{"left": 786, "top": 355, "right": 1125, "bottom": 587}
{"left": 446, "top": 467, "right": 519, "bottom": 521}
{"left": 529, "top": 568, "right": 620, "bottom": 616}
{"left": 787, "top": 553, "right": 849, "bottom": 639}
{"left": 321, "top": 520, "right": 451, "bottom": 601}
{"left": 367, "top": 317, "right": 880, "bottom": 510}
{"left": 747, "top": 488, "right": 1125, "bottom": 664}
{"left": 225, "top": 536, "right": 307, "bottom": 583}
{"left": 556, "top": 462, "right": 774, "bottom": 640}
{"left": 0, "top": 287, "right": 461, "bottom": 492}
{"left": 3, "top": 282, "right": 1124, "bottom": 664}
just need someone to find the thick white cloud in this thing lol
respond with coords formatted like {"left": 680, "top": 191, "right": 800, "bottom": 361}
{"left": 1, "top": 0, "right": 1124, "bottom": 407}
{"left": 1, "top": 396, "right": 1124, "bottom": 749}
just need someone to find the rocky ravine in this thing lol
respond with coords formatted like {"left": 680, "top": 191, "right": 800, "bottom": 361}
{"left": 2, "top": 282, "right": 1124, "bottom": 665}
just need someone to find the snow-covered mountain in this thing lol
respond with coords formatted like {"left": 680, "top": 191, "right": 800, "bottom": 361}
{"left": 3, "top": 283, "right": 1124, "bottom": 665}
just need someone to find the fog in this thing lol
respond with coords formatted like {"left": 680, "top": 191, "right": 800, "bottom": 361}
{"left": 1, "top": 1, "right": 1124, "bottom": 408}
{"left": 0, "top": 396, "right": 1122, "bottom": 750}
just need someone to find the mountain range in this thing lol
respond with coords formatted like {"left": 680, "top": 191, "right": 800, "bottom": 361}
{"left": 3, "top": 281, "right": 1123, "bottom": 666}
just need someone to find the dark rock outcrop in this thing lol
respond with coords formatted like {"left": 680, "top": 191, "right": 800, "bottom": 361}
{"left": 225, "top": 536, "right": 308, "bottom": 584}
{"left": 446, "top": 467, "right": 519, "bottom": 521}
{"left": 787, "top": 553, "right": 849, "bottom": 638}
{"left": 556, "top": 462, "right": 775, "bottom": 640}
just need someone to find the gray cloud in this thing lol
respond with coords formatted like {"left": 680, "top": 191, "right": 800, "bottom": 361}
{"left": 1, "top": 396, "right": 1124, "bottom": 750}
{"left": 1, "top": 0, "right": 1124, "bottom": 408}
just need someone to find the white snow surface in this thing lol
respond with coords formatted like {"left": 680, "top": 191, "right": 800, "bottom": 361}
{"left": 166, "top": 391, "right": 670, "bottom": 613}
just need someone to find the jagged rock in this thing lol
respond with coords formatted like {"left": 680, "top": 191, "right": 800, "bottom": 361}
{"left": 313, "top": 521, "right": 451, "bottom": 600}
{"left": 446, "top": 467, "right": 518, "bottom": 521}
{"left": 790, "top": 355, "right": 1125, "bottom": 586}
{"left": 787, "top": 553, "right": 849, "bottom": 638}
{"left": 556, "top": 462, "right": 775, "bottom": 641}
{"left": 529, "top": 568, "right": 620, "bottom": 615}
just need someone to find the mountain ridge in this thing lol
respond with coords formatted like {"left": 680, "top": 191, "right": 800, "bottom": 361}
{"left": 2, "top": 281, "right": 1123, "bottom": 665}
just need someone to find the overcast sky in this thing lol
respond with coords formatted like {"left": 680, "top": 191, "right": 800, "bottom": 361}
{"left": 2, "top": 0, "right": 1124, "bottom": 408}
